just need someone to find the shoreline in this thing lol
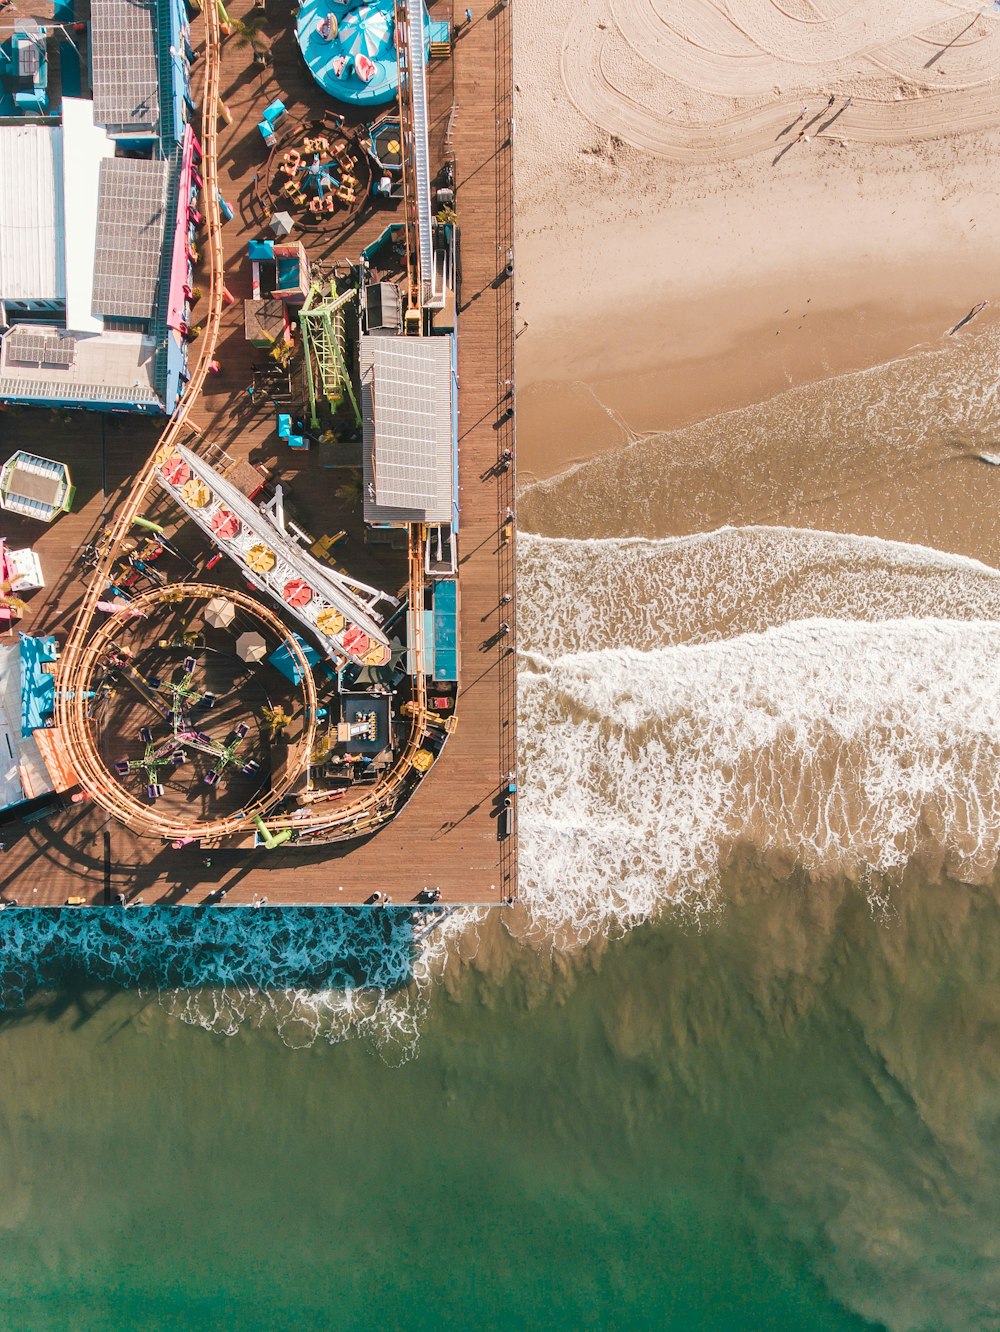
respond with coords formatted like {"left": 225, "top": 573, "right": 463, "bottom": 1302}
{"left": 517, "top": 288, "right": 1000, "bottom": 485}
{"left": 512, "top": 0, "right": 1000, "bottom": 483}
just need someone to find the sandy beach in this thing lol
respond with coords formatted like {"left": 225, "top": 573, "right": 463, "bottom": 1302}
{"left": 513, "top": 0, "right": 1000, "bottom": 482}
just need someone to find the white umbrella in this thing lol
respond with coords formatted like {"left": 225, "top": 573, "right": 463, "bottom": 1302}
{"left": 269, "top": 211, "right": 294, "bottom": 237}
{"left": 204, "top": 596, "right": 235, "bottom": 629}
{"left": 236, "top": 631, "right": 267, "bottom": 663}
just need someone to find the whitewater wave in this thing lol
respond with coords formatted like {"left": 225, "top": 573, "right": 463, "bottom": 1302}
{"left": 515, "top": 617, "right": 1000, "bottom": 944}
{"left": 519, "top": 526, "right": 1000, "bottom": 657}
{"left": 6, "top": 526, "right": 1000, "bottom": 1048}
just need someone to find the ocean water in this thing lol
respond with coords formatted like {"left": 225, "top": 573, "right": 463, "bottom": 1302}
{"left": 4, "top": 330, "right": 1000, "bottom": 1327}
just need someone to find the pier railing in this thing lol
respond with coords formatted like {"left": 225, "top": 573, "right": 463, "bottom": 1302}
{"left": 493, "top": 0, "right": 518, "bottom": 901}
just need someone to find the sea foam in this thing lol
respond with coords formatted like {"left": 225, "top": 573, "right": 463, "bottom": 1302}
{"left": 516, "top": 617, "right": 1000, "bottom": 945}
{"left": 519, "top": 526, "right": 1000, "bottom": 657}
{"left": 0, "top": 905, "right": 470, "bottom": 1059}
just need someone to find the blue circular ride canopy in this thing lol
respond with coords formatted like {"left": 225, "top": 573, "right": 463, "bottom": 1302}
{"left": 296, "top": 0, "right": 430, "bottom": 109}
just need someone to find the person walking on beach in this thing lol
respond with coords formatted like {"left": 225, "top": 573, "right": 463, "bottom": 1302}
{"left": 844, "top": 96, "right": 853, "bottom": 108}
{"left": 799, "top": 104, "right": 808, "bottom": 119}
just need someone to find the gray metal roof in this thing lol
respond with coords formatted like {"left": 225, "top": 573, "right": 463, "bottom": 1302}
{"left": 364, "top": 281, "right": 402, "bottom": 333}
{"left": 91, "top": 157, "right": 169, "bottom": 320}
{"left": 361, "top": 334, "right": 455, "bottom": 525}
{"left": 0, "top": 125, "right": 64, "bottom": 303}
{"left": 90, "top": 0, "right": 160, "bottom": 134}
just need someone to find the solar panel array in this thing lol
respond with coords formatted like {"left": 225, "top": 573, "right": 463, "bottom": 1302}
{"left": 90, "top": 0, "right": 159, "bottom": 132}
{"left": 92, "top": 157, "right": 169, "bottom": 320}
{"left": 4, "top": 328, "right": 76, "bottom": 368}
{"left": 372, "top": 341, "right": 442, "bottom": 508}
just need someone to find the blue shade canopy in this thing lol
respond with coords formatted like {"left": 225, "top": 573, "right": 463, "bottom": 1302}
{"left": 297, "top": 0, "right": 430, "bottom": 108}
{"left": 338, "top": 5, "right": 392, "bottom": 58}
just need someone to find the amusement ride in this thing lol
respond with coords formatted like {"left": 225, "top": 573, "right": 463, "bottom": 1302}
{"left": 53, "top": 0, "right": 440, "bottom": 849}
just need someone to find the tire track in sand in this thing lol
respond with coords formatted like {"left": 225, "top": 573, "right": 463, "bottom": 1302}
{"left": 560, "top": 0, "right": 1000, "bottom": 160}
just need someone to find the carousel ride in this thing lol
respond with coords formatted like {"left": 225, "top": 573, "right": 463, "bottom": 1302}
{"left": 107, "top": 649, "right": 262, "bottom": 808}
{"left": 85, "top": 585, "right": 314, "bottom": 835}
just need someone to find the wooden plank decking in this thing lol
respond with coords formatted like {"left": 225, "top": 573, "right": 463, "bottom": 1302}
{"left": 0, "top": 0, "right": 516, "bottom": 908}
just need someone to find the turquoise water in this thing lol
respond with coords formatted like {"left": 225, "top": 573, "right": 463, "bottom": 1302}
{"left": 3, "top": 867, "right": 1000, "bottom": 1328}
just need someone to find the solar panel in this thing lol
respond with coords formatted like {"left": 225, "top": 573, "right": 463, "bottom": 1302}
{"left": 4, "top": 329, "right": 76, "bottom": 368}
{"left": 90, "top": 0, "right": 159, "bottom": 132}
{"left": 92, "top": 158, "right": 169, "bottom": 320}
{"left": 372, "top": 341, "right": 443, "bottom": 508}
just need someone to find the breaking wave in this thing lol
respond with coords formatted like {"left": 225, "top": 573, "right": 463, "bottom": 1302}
{"left": 7, "top": 309, "right": 1000, "bottom": 1063}
{"left": 3, "top": 519, "right": 1000, "bottom": 1048}
{"left": 519, "top": 525, "right": 1000, "bottom": 655}
{"left": 515, "top": 616, "right": 1000, "bottom": 945}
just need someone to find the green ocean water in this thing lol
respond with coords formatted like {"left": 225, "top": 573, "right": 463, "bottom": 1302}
{"left": 3, "top": 864, "right": 999, "bottom": 1329}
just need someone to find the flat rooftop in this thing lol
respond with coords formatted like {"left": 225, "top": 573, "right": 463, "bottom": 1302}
{"left": 0, "top": 124, "right": 64, "bottom": 303}
{"left": 0, "top": 325, "right": 160, "bottom": 408}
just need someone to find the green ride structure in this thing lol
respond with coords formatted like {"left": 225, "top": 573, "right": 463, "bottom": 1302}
{"left": 298, "top": 281, "right": 362, "bottom": 431}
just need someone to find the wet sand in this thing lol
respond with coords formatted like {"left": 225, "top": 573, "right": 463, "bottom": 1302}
{"left": 519, "top": 292, "right": 1000, "bottom": 485}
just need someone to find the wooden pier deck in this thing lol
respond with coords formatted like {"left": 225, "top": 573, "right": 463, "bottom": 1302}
{"left": 0, "top": 0, "right": 516, "bottom": 908}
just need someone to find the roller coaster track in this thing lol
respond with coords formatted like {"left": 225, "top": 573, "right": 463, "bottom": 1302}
{"left": 54, "top": 0, "right": 433, "bottom": 845}
{"left": 74, "top": 584, "right": 319, "bottom": 839}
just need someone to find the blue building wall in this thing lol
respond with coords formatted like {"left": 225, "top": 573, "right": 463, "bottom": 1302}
{"left": 164, "top": 0, "right": 192, "bottom": 148}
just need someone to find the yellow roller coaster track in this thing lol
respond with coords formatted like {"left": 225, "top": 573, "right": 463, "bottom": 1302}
{"left": 54, "top": 4, "right": 432, "bottom": 846}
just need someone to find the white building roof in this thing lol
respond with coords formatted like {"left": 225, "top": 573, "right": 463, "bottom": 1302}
{"left": 361, "top": 334, "right": 455, "bottom": 525}
{"left": 0, "top": 125, "right": 65, "bottom": 304}
{"left": 61, "top": 98, "right": 115, "bottom": 334}
{"left": 0, "top": 325, "right": 160, "bottom": 407}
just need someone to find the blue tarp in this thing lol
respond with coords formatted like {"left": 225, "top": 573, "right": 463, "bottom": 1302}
{"left": 269, "top": 634, "right": 321, "bottom": 685}
{"left": 248, "top": 240, "right": 275, "bottom": 261}
{"left": 19, "top": 634, "right": 56, "bottom": 736}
